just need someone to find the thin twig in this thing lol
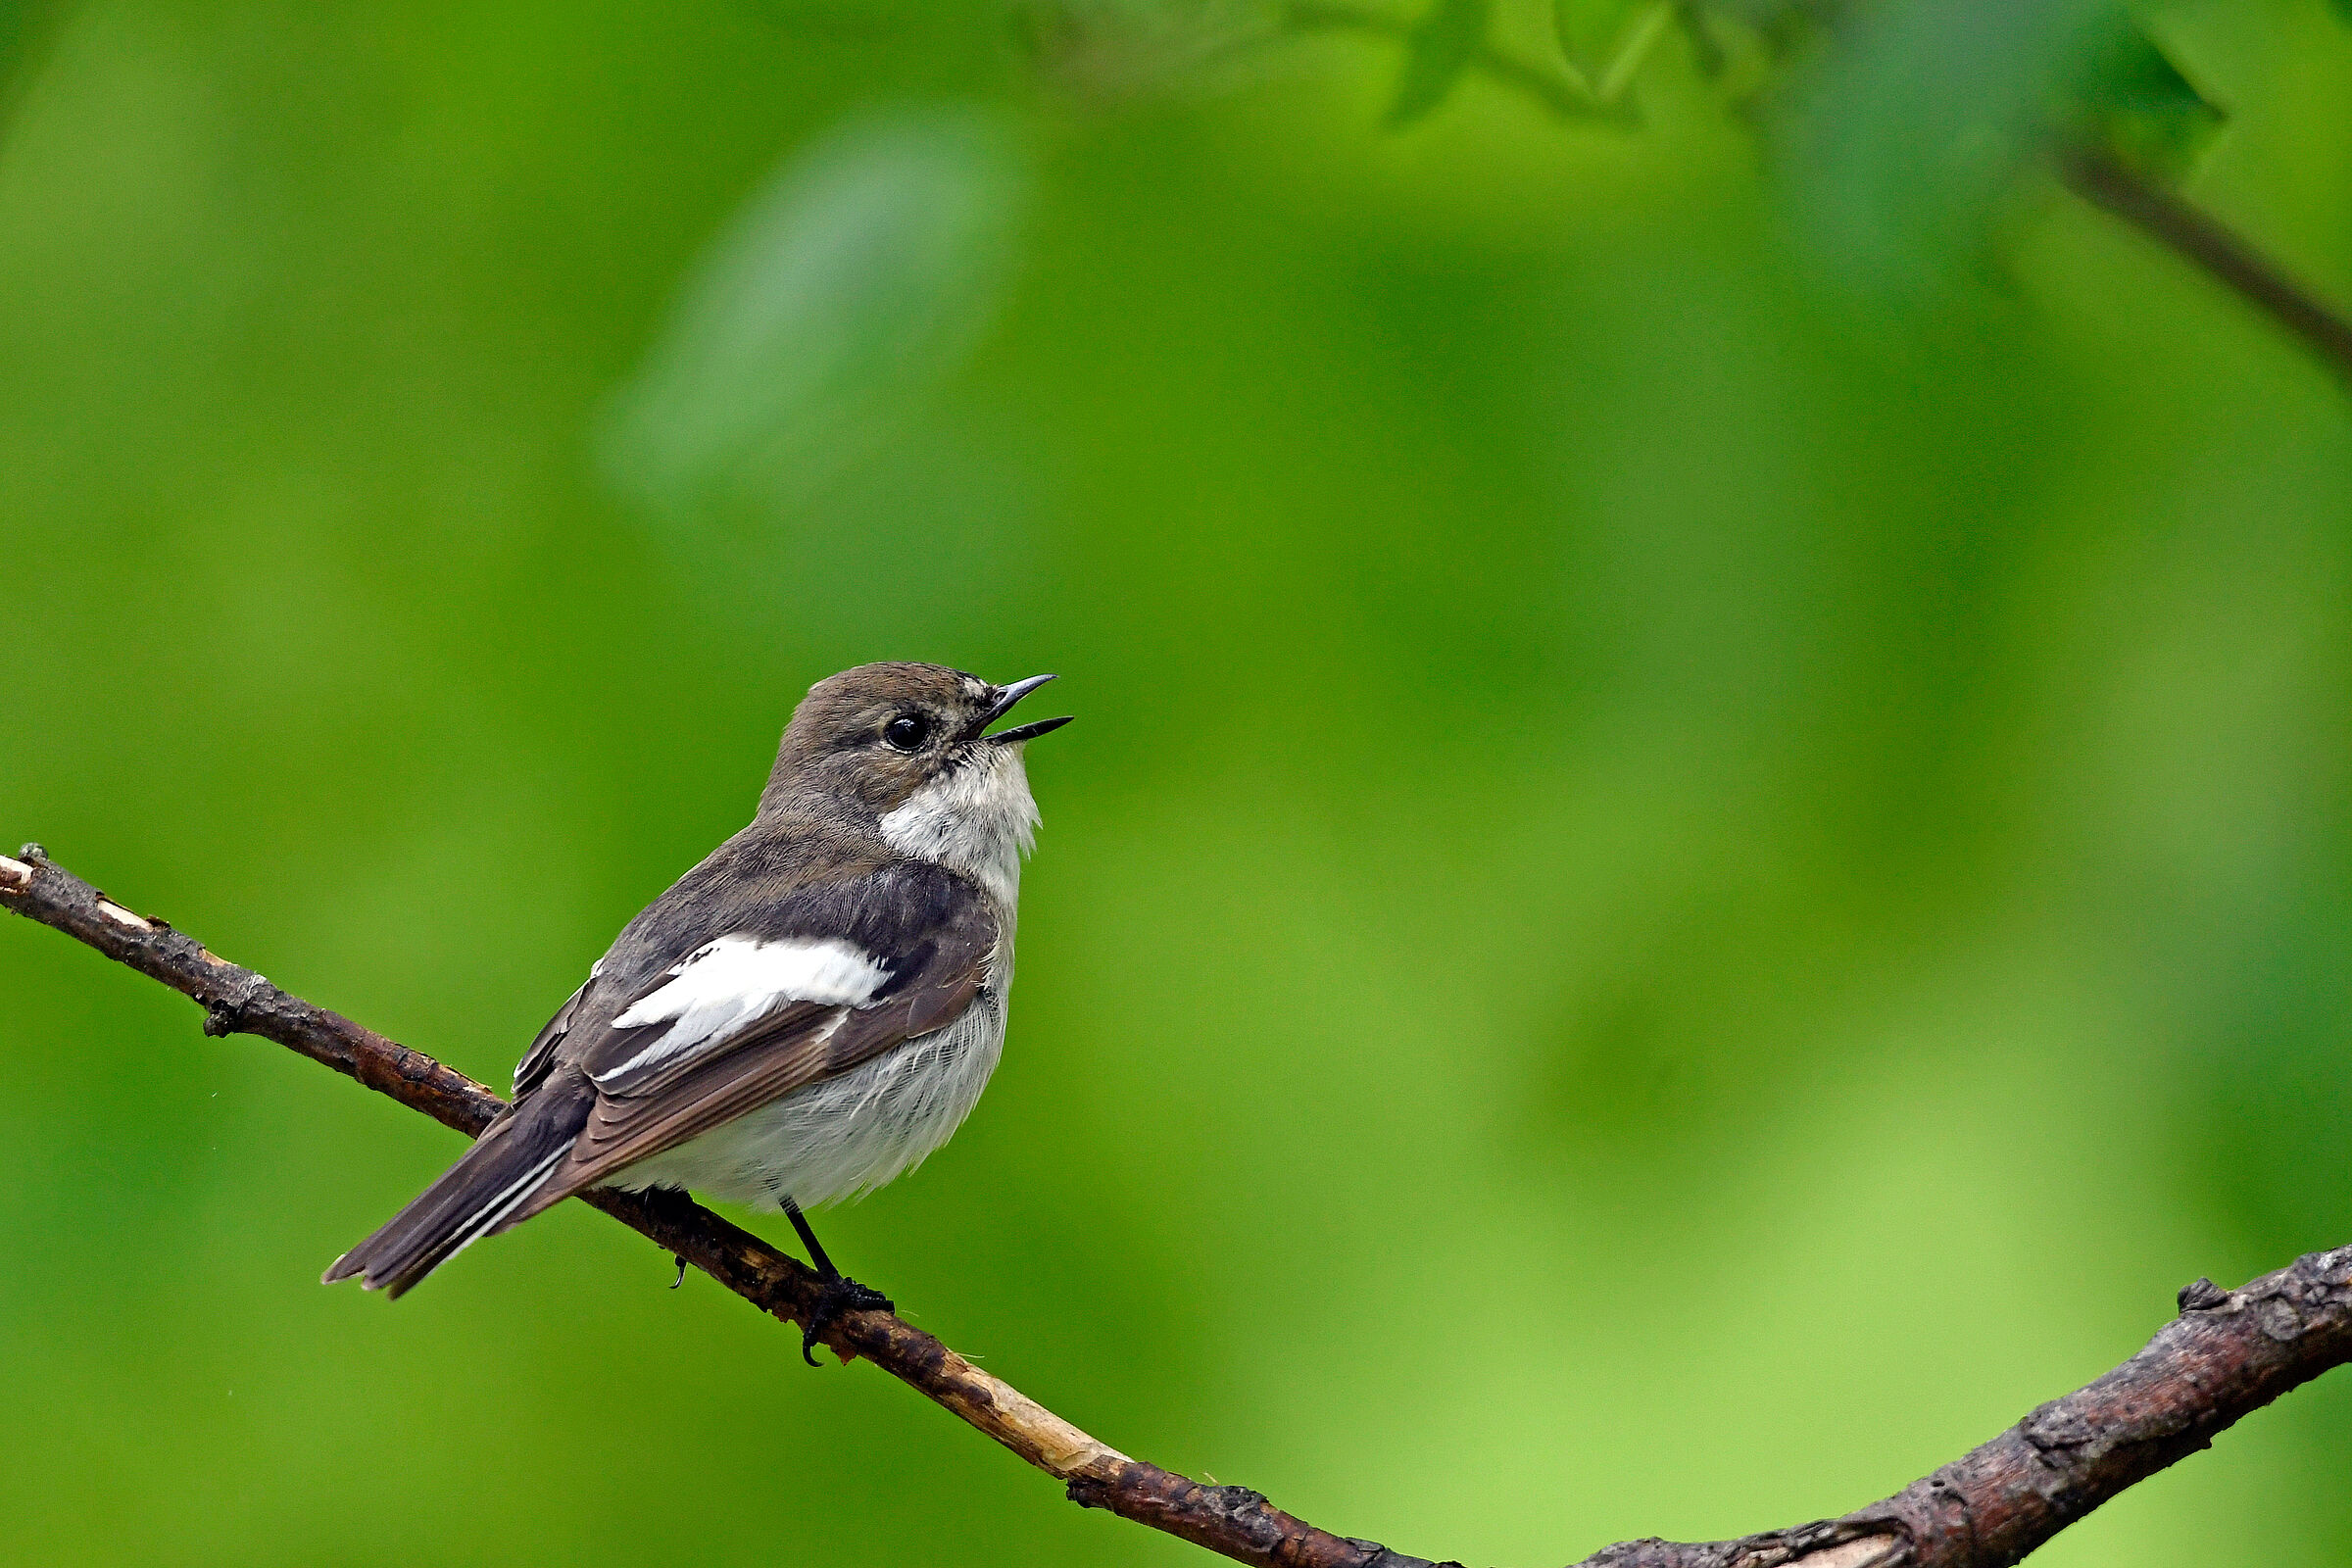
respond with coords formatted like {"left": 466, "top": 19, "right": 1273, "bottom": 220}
{"left": 2060, "top": 144, "right": 2352, "bottom": 388}
{"left": 0, "top": 847, "right": 1436, "bottom": 1568}
{"left": 7, "top": 843, "right": 2352, "bottom": 1566}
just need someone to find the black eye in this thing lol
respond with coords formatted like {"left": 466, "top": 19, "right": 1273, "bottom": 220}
{"left": 883, "top": 713, "right": 931, "bottom": 752}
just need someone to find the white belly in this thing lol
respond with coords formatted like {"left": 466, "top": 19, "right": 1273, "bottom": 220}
{"left": 606, "top": 983, "right": 1007, "bottom": 1210}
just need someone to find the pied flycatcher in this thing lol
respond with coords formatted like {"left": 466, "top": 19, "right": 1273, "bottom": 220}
{"left": 325, "top": 662, "right": 1070, "bottom": 1358}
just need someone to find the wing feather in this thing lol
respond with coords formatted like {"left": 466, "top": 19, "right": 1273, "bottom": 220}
{"left": 513, "top": 972, "right": 593, "bottom": 1099}
{"left": 494, "top": 879, "right": 998, "bottom": 1228}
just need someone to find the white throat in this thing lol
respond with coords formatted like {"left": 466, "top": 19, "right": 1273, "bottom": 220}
{"left": 877, "top": 744, "right": 1040, "bottom": 907}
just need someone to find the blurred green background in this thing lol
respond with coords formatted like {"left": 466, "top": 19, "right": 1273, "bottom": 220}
{"left": 3, "top": 0, "right": 2350, "bottom": 1563}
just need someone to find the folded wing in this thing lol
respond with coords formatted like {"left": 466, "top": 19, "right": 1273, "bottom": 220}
{"left": 325, "top": 860, "right": 998, "bottom": 1295}
{"left": 497, "top": 873, "right": 998, "bottom": 1227}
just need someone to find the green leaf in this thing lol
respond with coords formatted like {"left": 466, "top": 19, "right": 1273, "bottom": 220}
{"left": 1791, "top": 0, "right": 2110, "bottom": 292}
{"left": 2065, "top": 18, "right": 2224, "bottom": 179}
{"left": 1552, "top": 0, "right": 1671, "bottom": 101}
{"left": 1549, "top": 0, "right": 1598, "bottom": 97}
{"left": 1386, "top": 0, "right": 1490, "bottom": 127}
{"left": 600, "top": 104, "right": 1029, "bottom": 524}
{"left": 1597, "top": 0, "right": 1672, "bottom": 101}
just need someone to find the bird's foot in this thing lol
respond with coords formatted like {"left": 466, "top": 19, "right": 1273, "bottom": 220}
{"left": 801, "top": 1275, "right": 893, "bottom": 1367}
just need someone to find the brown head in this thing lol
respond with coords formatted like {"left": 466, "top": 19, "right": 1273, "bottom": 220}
{"left": 760, "top": 662, "right": 1071, "bottom": 825}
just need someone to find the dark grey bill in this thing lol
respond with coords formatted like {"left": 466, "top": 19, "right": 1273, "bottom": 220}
{"left": 963, "top": 672, "right": 1066, "bottom": 742}
{"left": 986, "top": 714, "right": 1073, "bottom": 744}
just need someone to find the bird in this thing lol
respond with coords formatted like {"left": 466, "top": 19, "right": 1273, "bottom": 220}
{"left": 323, "top": 662, "right": 1071, "bottom": 1360}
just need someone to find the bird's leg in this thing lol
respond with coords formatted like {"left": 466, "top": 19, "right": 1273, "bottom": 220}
{"left": 639, "top": 1187, "right": 698, "bottom": 1291}
{"left": 782, "top": 1197, "right": 842, "bottom": 1277}
{"left": 781, "top": 1197, "right": 892, "bottom": 1366}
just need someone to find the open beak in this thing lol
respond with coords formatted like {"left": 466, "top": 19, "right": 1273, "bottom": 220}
{"left": 973, "top": 672, "right": 1073, "bottom": 745}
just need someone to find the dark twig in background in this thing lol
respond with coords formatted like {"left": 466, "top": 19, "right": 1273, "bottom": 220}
{"left": 1280, "top": 2, "right": 2352, "bottom": 397}
{"left": 7, "top": 845, "right": 2351, "bottom": 1567}
{"left": 2061, "top": 144, "right": 2352, "bottom": 388}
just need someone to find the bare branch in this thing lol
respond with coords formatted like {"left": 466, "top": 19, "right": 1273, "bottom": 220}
{"left": 1570, "top": 1256, "right": 2352, "bottom": 1567}
{"left": 0, "top": 847, "right": 1440, "bottom": 1568}
{"left": 2060, "top": 144, "right": 2352, "bottom": 390}
{"left": 7, "top": 843, "right": 2350, "bottom": 1567}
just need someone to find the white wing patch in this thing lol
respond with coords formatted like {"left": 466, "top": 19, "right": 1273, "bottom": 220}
{"left": 595, "top": 935, "right": 890, "bottom": 1084}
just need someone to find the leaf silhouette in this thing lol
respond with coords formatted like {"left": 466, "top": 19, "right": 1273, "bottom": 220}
{"left": 2064, "top": 18, "right": 2225, "bottom": 179}
{"left": 601, "top": 103, "right": 1029, "bottom": 523}
{"left": 1386, "top": 0, "right": 1491, "bottom": 127}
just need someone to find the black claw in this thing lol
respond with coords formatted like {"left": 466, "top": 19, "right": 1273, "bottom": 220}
{"left": 668, "top": 1255, "right": 687, "bottom": 1290}
{"left": 801, "top": 1275, "right": 893, "bottom": 1367}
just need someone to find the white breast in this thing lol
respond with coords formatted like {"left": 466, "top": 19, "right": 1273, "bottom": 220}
{"left": 878, "top": 745, "right": 1040, "bottom": 908}
{"left": 608, "top": 965, "right": 1008, "bottom": 1210}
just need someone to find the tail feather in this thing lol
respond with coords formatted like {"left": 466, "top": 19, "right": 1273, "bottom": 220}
{"left": 323, "top": 1072, "right": 594, "bottom": 1298}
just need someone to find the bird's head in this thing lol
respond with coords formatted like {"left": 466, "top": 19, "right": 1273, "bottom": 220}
{"left": 763, "top": 662, "right": 1071, "bottom": 896}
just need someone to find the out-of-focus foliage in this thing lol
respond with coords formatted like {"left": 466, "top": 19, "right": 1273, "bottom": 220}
{"left": 602, "top": 105, "right": 1029, "bottom": 528}
{"left": 2, "top": 2, "right": 2350, "bottom": 1566}
{"left": 2065, "top": 19, "right": 2226, "bottom": 177}
{"left": 1388, "top": 0, "right": 1492, "bottom": 125}
{"left": 1787, "top": 0, "right": 2232, "bottom": 286}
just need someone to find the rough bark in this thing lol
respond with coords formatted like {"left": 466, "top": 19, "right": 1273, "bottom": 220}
{"left": 1575, "top": 1259, "right": 2352, "bottom": 1568}
{"left": 0, "top": 846, "right": 1431, "bottom": 1568}
{"left": 6, "top": 844, "right": 2348, "bottom": 1568}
